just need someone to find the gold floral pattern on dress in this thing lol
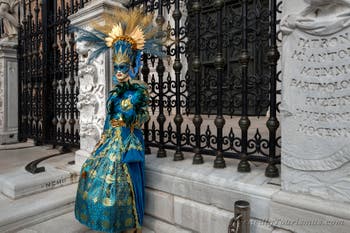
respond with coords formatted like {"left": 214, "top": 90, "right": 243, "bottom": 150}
{"left": 121, "top": 97, "right": 133, "bottom": 111}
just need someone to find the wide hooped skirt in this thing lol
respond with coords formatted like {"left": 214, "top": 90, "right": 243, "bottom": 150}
{"left": 75, "top": 126, "right": 145, "bottom": 233}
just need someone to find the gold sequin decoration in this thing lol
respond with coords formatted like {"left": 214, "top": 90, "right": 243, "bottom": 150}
{"left": 103, "top": 197, "right": 114, "bottom": 206}
{"left": 125, "top": 218, "right": 132, "bottom": 226}
{"left": 102, "top": 220, "right": 110, "bottom": 229}
{"left": 109, "top": 154, "right": 117, "bottom": 162}
{"left": 105, "top": 174, "right": 115, "bottom": 184}
{"left": 124, "top": 163, "right": 140, "bottom": 228}
{"left": 82, "top": 191, "right": 88, "bottom": 200}
{"left": 81, "top": 213, "right": 88, "bottom": 221}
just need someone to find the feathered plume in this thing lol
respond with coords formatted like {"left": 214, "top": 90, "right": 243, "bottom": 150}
{"left": 70, "top": 7, "right": 165, "bottom": 65}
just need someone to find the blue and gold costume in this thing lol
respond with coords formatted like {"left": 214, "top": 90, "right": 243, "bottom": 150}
{"left": 72, "top": 7, "right": 163, "bottom": 233}
{"left": 75, "top": 80, "right": 149, "bottom": 233}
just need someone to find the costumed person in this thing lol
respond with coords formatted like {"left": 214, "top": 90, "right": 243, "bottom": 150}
{"left": 72, "top": 7, "right": 164, "bottom": 233}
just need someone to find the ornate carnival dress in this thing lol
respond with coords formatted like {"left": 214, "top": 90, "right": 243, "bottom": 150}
{"left": 75, "top": 80, "right": 149, "bottom": 233}
{"left": 72, "top": 7, "right": 163, "bottom": 233}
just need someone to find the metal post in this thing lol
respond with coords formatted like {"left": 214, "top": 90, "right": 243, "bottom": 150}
{"left": 213, "top": 0, "right": 226, "bottom": 168}
{"left": 156, "top": 0, "right": 166, "bottom": 158}
{"left": 192, "top": 0, "right": 203, "bottom": 164}
{"left": 265, "top": 0, "right": 280, "bottom": 177}
{"left": 228, "top": 200, "right": 250, "bottom": 233}
{"left": 141, "top": 0, "right": 151, "bottom": 154}
{"left": 173, "top": 0, "right": 184, "bottom": 161}
{"left": 238, "top": 0, "right": 251, "bottom": 172}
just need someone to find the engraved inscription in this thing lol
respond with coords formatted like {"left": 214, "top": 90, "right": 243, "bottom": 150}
{"left": 297, "top": 125, "right": 350, "bottom": 137}
{"left": 290, "top": 79, "right": 350, "bottom": 92}
{"left": 41, "top": 177, "right": 67, "bottom": 189}
{"left": 287, "top": 32, "right": 350, "bottom": 137}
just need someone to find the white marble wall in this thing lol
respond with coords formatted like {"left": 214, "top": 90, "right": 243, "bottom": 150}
{"left": 69, "top": 0, "right": 124, "bottom": 166}
{"left": 0, "top": 42, "right": 18, "bottom": 144}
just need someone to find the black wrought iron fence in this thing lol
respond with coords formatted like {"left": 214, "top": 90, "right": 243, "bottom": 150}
{"left": 130, "top": 0, "right": 282, "bottom": 177}
{"left": 18, "top": 0, "right": 281, "bottom": 176}
{"left": 18, "top": 0, "right": 91, "bottom": 148}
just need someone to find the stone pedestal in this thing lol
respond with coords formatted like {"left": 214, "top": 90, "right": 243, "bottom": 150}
{"left": 69, "top": 0, "right": 126, "bottom": 167}
{"left": 0, "top": 41, "right": 18, "bottom": 144}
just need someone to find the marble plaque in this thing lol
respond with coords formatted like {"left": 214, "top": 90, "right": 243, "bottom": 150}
{"left": 281, "top": 3, "right": 350, "bottom": 171}
{"left": 281, "top": 29, "right": 350, "bottom": 171}
{"left": 280, "top": 1, "right": 350, "bottom": 201}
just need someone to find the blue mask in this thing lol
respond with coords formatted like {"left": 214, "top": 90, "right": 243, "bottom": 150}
{"left": 114, "top": 62, "right": 130, "bottom": 74}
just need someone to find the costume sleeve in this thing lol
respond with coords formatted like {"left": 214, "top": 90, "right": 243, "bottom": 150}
{"left": 135, "top": 88, "right": 150, "bottom": 127}
{"left": 119, "top": 83, "right": 150, "bottom": 128}
{"left": 102, "top": 113, "right": 111, "bottom": 131}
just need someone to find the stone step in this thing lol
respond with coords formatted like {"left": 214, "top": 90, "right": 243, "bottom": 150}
{"left": 0, "top": 183, "right": 78, "bottom": 233}
{"left": 14, "top": 212, "right": 155, "bottom": 233}
{"left": 0, "top": 164, "right": 79, "bottom": 199}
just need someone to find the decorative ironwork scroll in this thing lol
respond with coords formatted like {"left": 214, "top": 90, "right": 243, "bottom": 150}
{"left": 18, "top": 0, "right": 90, "bottom": 147}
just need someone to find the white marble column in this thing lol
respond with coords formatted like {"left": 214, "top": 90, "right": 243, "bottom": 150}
{"left": 0, "top": 41, "right": 18, "bottom": 144}
{"left": 69, "top": 0, "right": 127, "bottom": 167}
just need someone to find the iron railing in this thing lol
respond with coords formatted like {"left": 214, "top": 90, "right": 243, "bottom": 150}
{"left": 18, "top": 0, "right": 91, "bottom": 147}
{"left": 18, "top": 0, "right": 281, "bottom": 177}
{"left": 130, "top": 0, "right": 282, "bottom": 177}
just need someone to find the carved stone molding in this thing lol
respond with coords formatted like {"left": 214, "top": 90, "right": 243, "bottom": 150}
{"left": 69, "top": 0, "right": 121, "bottom": 163}
{"left": 75, "top": 36, "right": 107, "bottom": 153}
{"left": 282, "top": 163, "right": 350, "bottom": 202}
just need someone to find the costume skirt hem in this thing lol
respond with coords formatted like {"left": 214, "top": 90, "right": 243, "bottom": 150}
{"left": 75, "top": 214, "right": 142, "bottom": 233}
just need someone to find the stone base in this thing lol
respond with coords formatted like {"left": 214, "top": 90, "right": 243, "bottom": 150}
{"left": 144, "top": 153, "right": 350, "bottom": 233}
{"left": 270, "top": 191, "right": 350, "bottom": 233}
{"left": 282, "top": 163, "right": 350, "bottom": 203}
{"left": 0, "top": 130, "right": 18, "bottom": 144}
{"left": 0, "top": 165, "right": 78, "bottom": 199}
{"left": 144, "top": 153, "right": 279, "bottom": 233}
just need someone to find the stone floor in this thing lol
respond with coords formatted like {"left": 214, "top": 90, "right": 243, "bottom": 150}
{"left": 0, "top": 141, "right": 153, "bottom": 233}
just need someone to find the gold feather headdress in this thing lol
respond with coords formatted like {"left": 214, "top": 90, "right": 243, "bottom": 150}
{"left": 91, "top": 8, "right": 157, "bottom": 51}
{"left": 71, "top": 7, "right": 164, "bottom": 65}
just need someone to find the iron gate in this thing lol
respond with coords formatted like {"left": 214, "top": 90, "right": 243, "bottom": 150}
{"left": 18, "top": 0, "right": 90, "bottom": 147}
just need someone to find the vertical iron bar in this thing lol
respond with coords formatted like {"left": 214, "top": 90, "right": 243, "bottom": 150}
{"left": 34, "top": 0, "right": 41, "bottom": 143}
{"left": 42, "top": 0, "right": 50, "bottom": 144}
{"left": 60, "top": 0, "right": 67, "bottom": 145}
{"left": 28, "top": 0, "right": 35, "bottom": 143}
{"left": 238, "top": 0, "right": 251, "bottom": 172}
{"left": 192, "top": 0, "right": 203, "bottom": 164}
{"left": 69, "top": 2, "right": 76, "bottom": 146}
{"left": 213, "top": 0, "right": 225, "bottom": 168}
{"left": 173, "top": 0, "right": 184, "bottom": 161}
{"left": 17, "top": 0, "right": 23, "bottom": 141}
{"left": 156, "top": 0, "right": 166, "bottom": 158}
{"left": 22, "top": 0, "right": 29, "bottom": 140}
{"left": 52, "top": 0, "right": 59, "bottom": 145}
{"left": 142, "top": 0, "right": 151, "bottom": 154}
{"left": 265, "top": 0, "right": 279, "bottom": 177}
{"left": 70, "top": 0, "right": 74, "bottom": 15}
